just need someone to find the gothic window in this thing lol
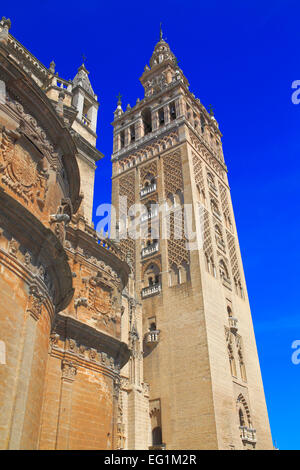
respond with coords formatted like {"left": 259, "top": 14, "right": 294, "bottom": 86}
{"left": 200, "top": 115, "right": 205, "bottom": 133}
{"left": 142, "top": 107, "right": 152, "bottom": 135}
{"left": 120, "top": 130, "right": 125, "bottom": 148}
{"left": 236, "top": 394, "right": 252, "bottom": 429}
{"left": 227, "top": 306, "right": 232, "bottom": 318}
{"left": 169, "top": 101, "right": 176, "bottom": 121}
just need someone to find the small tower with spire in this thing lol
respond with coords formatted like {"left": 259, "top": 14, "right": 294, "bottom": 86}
{"left": 72, "top": 61, "right": 99, "bottom": 135}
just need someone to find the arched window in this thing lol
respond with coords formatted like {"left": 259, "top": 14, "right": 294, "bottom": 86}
{"left": 120, "top": 130, "right": 125, "bottom": 149}
{"left": 152, "top": 426, "right": 162, "bottom": 446}
{"left": 158, "top": 108, "right": 165, "bottom": 126}
{"left": 227, "top": 306, "right": 232, "bottom": 318}
{"left": 200, "top": 115, "right": 205, "bottom": 133}
{"left": 145, "top": 263, "right": 160, "bottom": 287}
{"left": 130, "top": 124, "right": 135, "bottom": 143}
{"left": 178, "top": 262, "right": 190, "bottom": 284}
{"left": 142, "top": 107, "right": 152, "bottom": 135}
{"left": 169, "top": 101, "right": 176, "bottom": 121}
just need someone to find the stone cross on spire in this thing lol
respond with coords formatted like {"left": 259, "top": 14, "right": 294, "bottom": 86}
{"left": 116, "top": 92, "right": 122, "bottom": 105}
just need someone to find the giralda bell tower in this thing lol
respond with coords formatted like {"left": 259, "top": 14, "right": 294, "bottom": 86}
{"left": 110, "top": 30, "right": 273, "bottom": 450}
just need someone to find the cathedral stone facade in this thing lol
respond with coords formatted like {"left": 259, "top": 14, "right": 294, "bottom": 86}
{"left": 0, "top": 17, "right": 272, "bottom": 450}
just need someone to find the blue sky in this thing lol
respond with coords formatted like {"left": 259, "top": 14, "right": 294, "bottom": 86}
{"left": 4, "top": 0, "right": 300, "bottom": 450}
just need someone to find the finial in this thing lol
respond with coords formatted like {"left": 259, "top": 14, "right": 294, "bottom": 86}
{"left": 116, "top": 92, "right": 122, "bottom": 105}
{"left": 0, "top": 17, "right": 11, "bottom": 45}
{"left": 82, "top": 53, "right": 87, "bottom": 65}
{"left": 209, "top": 104, "right": 214, "bottom": 117}
{"left": 174, "top": 57, "right": 180, "bottom": 68}
{"left": 49, "top": 60, "right": 56, "bottom": 74}
{"left": 159, "top": 22, "right": 163, "bottom": 41}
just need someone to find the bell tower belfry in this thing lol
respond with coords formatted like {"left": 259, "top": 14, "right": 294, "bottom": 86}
{"left": 111, "top": 31, "right": 273, "bottom": 450}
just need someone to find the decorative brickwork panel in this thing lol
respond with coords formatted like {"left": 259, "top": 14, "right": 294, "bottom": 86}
{"left": 119, "top": 172, "right": 135, "bottom": 207}
{"left": 203, "top": 208, "right": 213, "bottom": 259}
{"left": 218, "top": 182, "right": 231, "bottom": 225}
{"left": 163, "top": 150, "right": 189, "bottom": 268}
{"left": 163, "top": 150, "right": 183, "bottom": 196}
{"left": 226, "top": 231, "right": 241, "bottom": 284}
{"left": 192, "top": 151, "right": 205, "bottom": 190}
{"left": 119, "top": 172, "right": 136, "bottom": 272}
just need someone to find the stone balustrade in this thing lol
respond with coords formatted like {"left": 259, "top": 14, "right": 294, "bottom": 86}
{"left": 239, "top": 426, "right": 257, "bottom": 444}
{"left": 140, "top": 182, "right": 157, "bottom": 198}
{"left": 141, "top": 283, "right": 161, "bottom": 298}
{"left": 145, "top": 330, "right": 160, "bottom": 344}
{"left": 228, "top": 317, "right": 238, "bottom": 333}
{"left": 141, "top": 242, "right": 159, "bottom": 259}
